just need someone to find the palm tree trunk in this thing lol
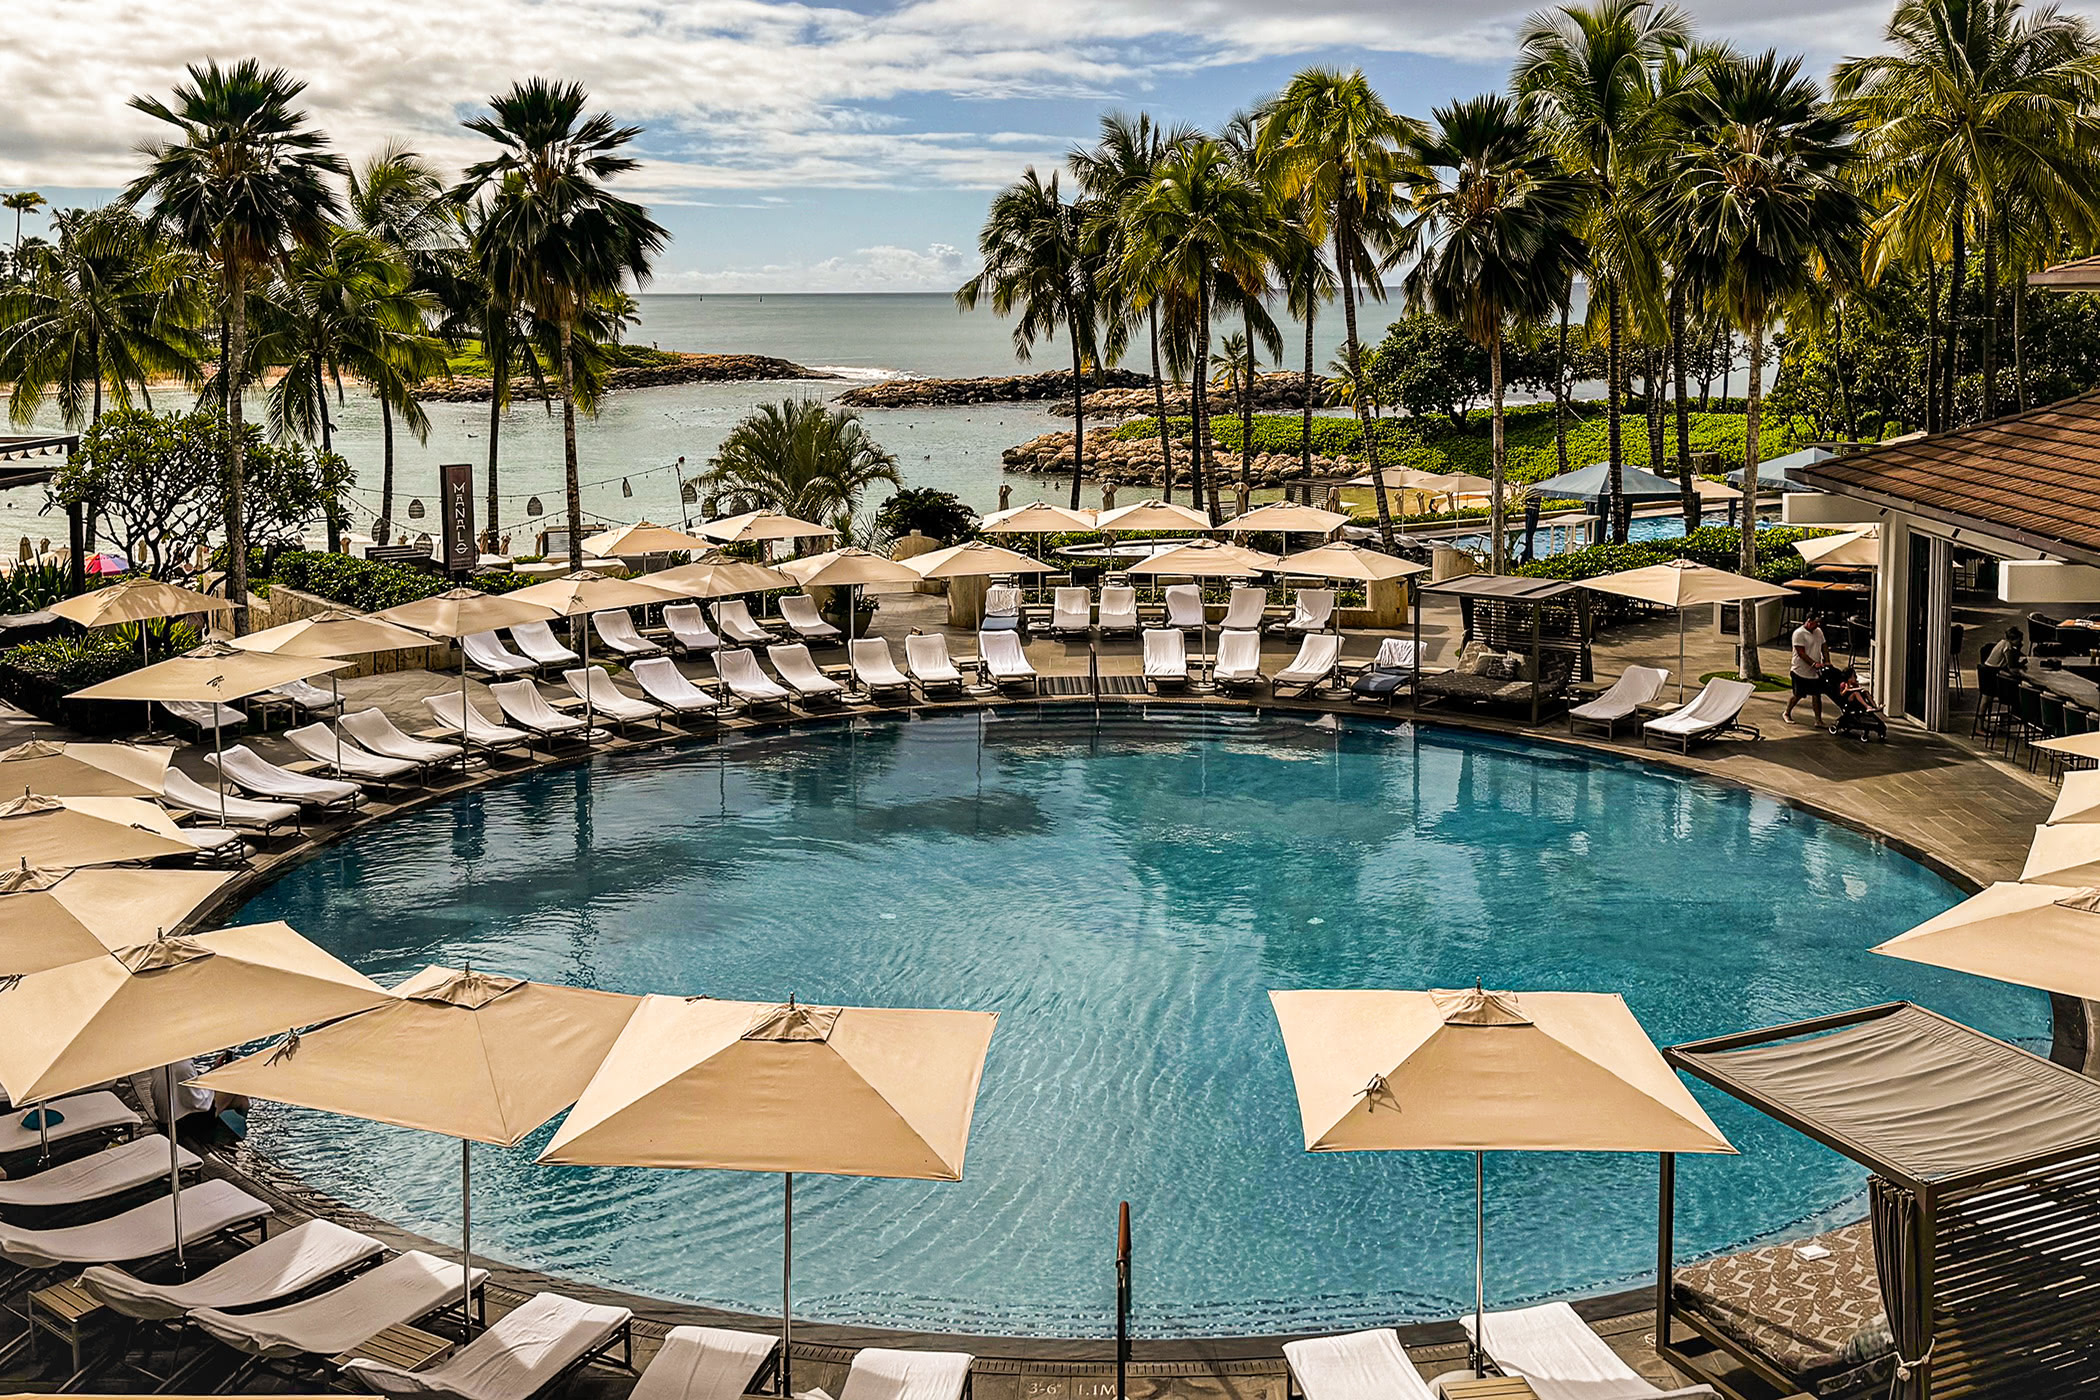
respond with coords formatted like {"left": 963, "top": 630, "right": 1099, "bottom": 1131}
{"left": 1489, "top": 328, "right": 1506, "bottom": 574}
{"left": 2014, "top": 258, "right": 2028, "bottom": 413}
{"left": 1240, "top": 308, "right": 1255, "bottom": 493}
{"left": 379, "top": 396, "right": 397, "bottom": 546}
{"left": 557, "top": 312, "right": 584, "bottom": 571}
{"left": 1149, "top": 309, "right": 1175, "bottom": 502}
{"left": 224, "top": 263, "right": 251, "bottom": 635}
{"left": 1192, "top": 275, "right": 1217, "bottom": 514}
{"left": 1942, "top": 210, "right": 1966, "bottom": 429}
{"left": 316, "top": 360, "right": 343, "bottom": 553}
{"left": 1301, "top": 297, "right": 1315, "bottom": 495}
{"left": 1738, "top": 319, "right": 1766, "bottom": 682}
{"left": 1067, "top": 313, "right": 1087, "bottom": 511}
{"left": 484, "top": 346, "right": 504, "bottom": 554}
{"left": 1336, "top": 212, "right": 1394, "bottom": 548}
{"left": 1925, "top": 261, "right": 1941, "bottom": 433}
{"left": 1981, "top": 220, "right": 1998, "bottom": 420}
{"left": 1671, "top": 282, "right": 1695, "bottom": 535}
{"left": 1555, "top": 291, "right": 1571, "bottom": 476}
{"left": 1644, "top": 350, "right": 1664, "bottom": 474}
{"left": 1607, "top": 284, "right": 1626, "bottom": 543}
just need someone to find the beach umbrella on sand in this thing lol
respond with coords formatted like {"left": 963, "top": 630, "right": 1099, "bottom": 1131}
{"left": 0, "top": 866, "right": 233, "bottom": 977}
{"left": 0, "top": 924, "right": 387, "bottom": 1266}
{"left": 232, "top": 609, "right": 445, "bottom": 772}
{"left": 1269, "top": 987, "right": 1733, "bottom": 1376}
{"left": 1224, "top": 502, "right": 1351, "bottom": 537}
{"left": 1873, "top": 882, "right": 2100, "bottom": 1002}
{"left": 51, "top": 578, "right": 239, "bottom": 729}
{"left": 197, "top": 967, "right": 641, "bottom": 1325}
{"left": 373, "top": 590, "right": 560, "bottom": 763}
{"left": 777, "top": 548, "right": 922, "bottom": 645}
{"left": 0, "top": 739, "right": 169, "bottom": 798}
{"left": 1795, "top": 525, "right": 1880, "bottom": 568}
{"left": 539, "top": 995, "right": 997, "bottom": 1397}
{"left": 506, "top": 573, "right": 682, "bottom": 737}
{"left": 640, "top": 558, "right": 797, "bottom": 601}
{"left": 695, "top": 511, "right": 836, "bottom": 548}
{"left": 69, "top": 644, "right": 355, "bottom": 826}
{"left": 582, "top": 520, "right": 717, "bottom": 559}
{"left": 1097, "top": 499, "right": 1214, "bottom": 533}
{"left": 1579, "top": 559, "right": 1795, "bottom": 701}
{"left": 0, "top": 792, "right": 193, "bottom": 869}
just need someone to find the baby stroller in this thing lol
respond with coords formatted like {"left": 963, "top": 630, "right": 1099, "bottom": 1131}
{"left": 1825, "top": 665, "right": 1887, "bottom": 741}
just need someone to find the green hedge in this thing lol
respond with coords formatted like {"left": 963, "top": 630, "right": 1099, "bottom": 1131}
{"left": 267, "top": 551, "right": 540, "bottom": 612}
{"left": 1513, "top": 525, "right": 1832, "bottom": 585}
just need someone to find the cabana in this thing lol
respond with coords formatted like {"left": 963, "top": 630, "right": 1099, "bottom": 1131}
{"left": 1660, "top": 1002, "right": 2100, "bottom": 1400}
{"left": 1414, "top": 575, "right": 1593, "bottom": 725}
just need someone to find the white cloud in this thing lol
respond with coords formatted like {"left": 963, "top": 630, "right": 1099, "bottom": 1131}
{"left": 660, "top": 241, "right": 973, "bottom": 291}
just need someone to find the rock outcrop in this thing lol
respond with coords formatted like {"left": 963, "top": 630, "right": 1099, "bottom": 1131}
{"left": 836, "top": 369, "right": 1153, "bottom": 409}
{"left": 1047, "top": 372, "right": 1340, "bottom": 418}
{"left": 1003, "top": 430, "right": 1352, "bottom": 489}
{"left": 423, "top": 353, "right": 834, "bottom": 403}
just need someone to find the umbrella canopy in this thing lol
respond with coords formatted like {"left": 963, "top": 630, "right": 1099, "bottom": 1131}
{"left": 0, "top": 740, "right": 167, "bottom": 798}
{"left": 370, "top": 588, "right": 559, "bottom": 640}
{"left": 230, "top": 608, "right": 438, "bottom": 658}
{"left": 507, "top": 571, "right": 679, "bottom": 617}
{"left": 1581, "top": 559, "right": 1795, "bottom": 609}
{"left": 2051, "top": 769, "right": 2100, "bottom": 825}
{"left": 582, "top": 521, "right": 716, "bottom": 557}
{"left": 1269, "top": 543, "right": 1428, "bottom": 584}
{"left": 1795, "top": 526, "right": 1881, "bottom": 567}
{"left": 1097, "top": 500, "right": 1214, "bottom": 533}
{"left": 0, "top": 866, "right": 234, "bottom": 976}
{"left": 2022, "top": 824, "right": 2100, "bottom": 886}
{"left": 0, "top": 792, "right": 193, "bottom": 869}
{"left": 0, "top": 922, "right": 389, "bottom": 1105}
{"left": 696, "top": 510, "right": 836, "bottom": 545}
{"left": 2035, "top": 731, "right": 2100, "bottom": 763}
{"left": 641, "top": 558, "right": 797, "bottom": 600}
{"left": 1726, "top": 445, "right": 1834, "bottom": 493}
{"left": 981, "top": 502, "right": 1097, "bottom": 533}
{"left": 778, "top": 548, "right": 923, "bottom": 591}
{"left": 1345, "top": 467, "right": 1496, "bottom": 495}
{"left": 907, "top": 541, "right": 1054, "bottom": 579}
{"left": 49, "top": 578, "right": 234, "bottom": 628}
{"left": 1691, "top": 477, "right": 1743, "bottom": 502}
{"left": 1224, "top": 502, "right": 1352, "bottom": 536}
{"left": 1127, "top": 539, "right": 1280, "bottom": 578}
{"left": 1873, "top": 882, "right": 2100, "bottom": 1001}
{"left": 1525, "top": 463, "right": 1687, "bottom": 508}
{"left": 67, "top": 642, "right": 352, "bottom": 704}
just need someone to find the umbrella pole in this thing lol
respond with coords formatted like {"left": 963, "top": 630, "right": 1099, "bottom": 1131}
{"left": 35, "top": 1099, "right": 48, "bottom": 1163}
{"left": 781, "top": 1171, "right": 793, "bottom": 1397}
{"left": 334, "top": 674, "right": 343, "bottom": 775}
{"left": 1679, "top": 610, "right": 1688, "bottom": 702}
{"left": 461, "top": 1138, "right": 475, "bottom": 1330}
{"left": 214, "top": 714, "right": 226, "bottom": 828}
{"left": 1473, "top": 1151, "right": 1485, "bottom": 1378}
{"left": 168, "top": 1063, "right": 186, "bottom": 1274}
{"left": 581, "top": 617, "right": 601, "bottom": 740}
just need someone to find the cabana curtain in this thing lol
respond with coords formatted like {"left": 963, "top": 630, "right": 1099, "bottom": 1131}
{"left": 1870, "top": 1178, "right": 1928, "bottom": 1400}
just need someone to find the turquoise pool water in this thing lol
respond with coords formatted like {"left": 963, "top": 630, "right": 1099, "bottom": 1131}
{"left": 234, "top": 710, "right": 2043, "bottom": 1338}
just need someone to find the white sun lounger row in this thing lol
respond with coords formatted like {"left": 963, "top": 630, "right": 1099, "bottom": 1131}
{"left": 0, "top": 1092, "right": 140, "bottom": 1158}
{"left": 0, "top": 1177, "right": 271, "bottom": 1271}
{"left": 0, "top": 1133, "right": 196, "bottom": 1212}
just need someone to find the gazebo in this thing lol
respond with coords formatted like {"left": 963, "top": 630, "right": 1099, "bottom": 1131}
{"left": 1414, "top": 575, "right": 1594, "bottom": 725}
{"left": 1662, "top": 1002, "right": 2100, "bottom": 1400}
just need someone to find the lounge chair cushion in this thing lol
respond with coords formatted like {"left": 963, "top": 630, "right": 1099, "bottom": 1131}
{"left": 1671, "top": 1222, "right": 1891, "bottom": 1396}
{"left": 1464, "top": 1302, "right": 1718, "bottom": 1400}
{"left": 341, "top": 1290, "right": 631, "bottom": 1400}
{"left": 83, "top": 1217, "right": 384, "bottom": 1321}
{"left": 196, "top": 1249, "right": 480, "bottom": 1360}
{"left": 1281, "top": 1328, "right": 1433, "bottom": 1400}
{"left": 0, "top": 1090, "right": 139, "bottom": 1155}
{"left": 630, "top": 1326, "right": 775, "bottom": 1400}
{"left": 0, "top": 1134, "right": 197, "bottom": 1210}
{"left": 832, "top": 1347, "right": 973, "bottom": 1400}
{"left": 0, "top": 1177, "right": 270, "bottom": 1269}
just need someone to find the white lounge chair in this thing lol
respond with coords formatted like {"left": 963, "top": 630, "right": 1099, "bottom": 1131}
{"left": 1049, "top": 587, "right": 1092, "bottom": 637}
{"left": 1282, "top": 1329, "right": 1434, "bottom": 1400}
{"left": 339, "top": 1289, "right": 633, "bottom": 1400}
{"left": 981, "top": 585, "right": 1024, "bottom": 634}
{"left": 1163, "top": 584, "right": 1205, "bottom": 630}
{"left": 160, "top": 699, "right": 244, "bottom": 738}
{"left": 192, "top": 1249, "right": 483, "bottom": 1363}
{"left": 1644, "top": 678, "right": 1758, "bottom": 752}
{"left": 1271, "top": 588, "right": 1336, "bottom": 635}
{"left": 1569, "top": 666, "right": 1671, "bottom": 738}
{"left": 592, "top": 609, "right": 665, "bottom": 659}
{"left": 162, "top": 767, "right": 301, "bottom": 836}
{"left": 778, "top": 594, "right": 843, "bottom": 643}
{"left": 285, "top": 724, "right": 420, "bottom": 789}
{"left": 0, "top": 1135, "right": 195, "bottom": 1211}
{"left": 850, "top": 639, "right": 913, "bottom": 701}
{"left": 822, "top": 1347, "right": 973, "bottom": 1400}
{"left": 1143, "top": 628, "right": 1188, "bottom": 691}
{"left": 629, "top": 1325, "right": 775, "bottom": 1400}
{"left": 341, "top": 709, "right": 464, "bottom": 772}
{"left": 489, "top": 680, "right": 589, "bottom": 747}
{"left": 1220, "top": 587, "right": 1267, "bottom": 631}
{"left": 0, "top": 1092, "right": 140, "bottom": 1157}
{"left": 267, "top": 678, "right": 344, "bottom": 717}
{"left": 1273, "top": 633, "right": 1344, "bottom": 697}
{"left": 661, "top": 604, "right": 721, "bottom": 657}
{"left": 564, "top": 667, "right": 662, "bottom": 731}
{"left": 424, "top": 693, "right": 533, "bottom": 756}
{"left": 769, "top": 643, "right": 845, "bottom": 704}
{"left": 1097, "top": 587, "right": 1140, "bottom": 636}
{"left": 1463, "top": 1302, "right": 1717, "bottom": 1400}
{"left": 629, "top": 658, "right": 725, "bottom": 719}
{"left": 1213, "top": 629, "right": 1265, "bottom": 691}
{"left": 462, "top": 631, "right": 536, "bottom": 678}
{"left": 904, "top": 634, "right": 966, "bottom": 695}
{"left": 0, "top": 1178, "right": 271, "bottom": 1270}
{"left": 207, "top": 745, "right": 361, "bottom": 812}
{"left": 979, "top": 630, "right": 1037, "bottom": 692}
{"left": 509, "top": 621, "right": 580, "bottom": 671}
{"left": 711, "top": 600, "right": 775, "bottom": 646}
{"left": 1349, "top": 638, "right": 1420, "bottom": 707}
{"left": 715, "top": 649, "right": 792, "bottom": 710}
{"left": 82, "top": 1218, "right": 385, "bottom": 1322}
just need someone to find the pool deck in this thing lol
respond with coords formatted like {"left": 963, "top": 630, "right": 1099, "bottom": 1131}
{"left": 0, "top": 589, "right": 2057, "bottom": 1397}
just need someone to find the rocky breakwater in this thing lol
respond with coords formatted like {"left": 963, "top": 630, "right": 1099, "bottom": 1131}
{"left": 1003, "top": 429, "right": 1355, "bottom": 488}
{"left": 836, "top": 368, "right": 1152, "bottom": 409}
{"left": 424, "top": 353, "right": 834, "bottom": 403}
{"left": 1048, "top": 371, "right": 1340, "bottom": 418}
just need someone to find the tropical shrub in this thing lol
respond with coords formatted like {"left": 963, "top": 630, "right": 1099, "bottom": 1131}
{"left": 266, "top": 550, "right": 538, "bottom": 612}
{"left": 1514, "top": 524, "right": 1833, "bottom": 584}
{"left": 874, "top": 488, "right": 979, "bottom": 544}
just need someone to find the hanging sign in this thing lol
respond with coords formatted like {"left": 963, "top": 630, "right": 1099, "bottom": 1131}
{"left": 440, "top": 463, "right": 476, "bottom": 576}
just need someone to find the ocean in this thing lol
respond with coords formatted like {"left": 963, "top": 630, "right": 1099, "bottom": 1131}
{"left": 3, "top": 293, "right": 1363, "bottom": 555}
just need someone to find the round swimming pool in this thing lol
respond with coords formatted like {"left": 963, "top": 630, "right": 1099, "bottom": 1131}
{"left": 234, "top": 709, "right": 2044, "bottom": 1338}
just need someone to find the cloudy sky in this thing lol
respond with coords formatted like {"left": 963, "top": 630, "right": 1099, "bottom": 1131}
{"left": 0, "top": 0, "right": 2061, "bottom": 292}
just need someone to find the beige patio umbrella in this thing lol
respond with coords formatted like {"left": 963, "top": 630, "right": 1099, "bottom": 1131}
{"left": 70, "top": 643, "right": 355, "bottom": 826}
{"left": 582, "top": 520, "right": 716, "bottom": 559}
{"left": 1097, "top": 499, "right": 1214, "bottom": 533}
{"left": 2022, "top": 824, "right": 2100, "bottom": 886}
{"left": 695, "top": 510, "right": 836, "bottom": 547}
{"left": 1873, "top": 882, "right": 2100, "bottom": 1001}
{"left": 231, "top": 608, "right": 448, "bottom": 771}
{"left": 1131, "top": 541, "right": 1282, "bottom": 670}
{"left": 0, "top": 923, "right": 388, "bottom": 1265}
{"left": 1269, "top": 987, "right": 1732, "bottom": 1374}
{"left": 2034, "top": 731, "right": 2100, "bottom": 764}
{"left": 2050, "top": 769, "right": 2100, "bottom": 824}
{"left": 197, "top": 966, "right": 641, "bottom": 1322}
{"left": 507, "top": 573, "right": 682, "bottom": 735}
{"left": 1795, "top": 525, "right": 1881, "bottom": 567}
{"left": 1581, "top": 559, "right": 1795, "bottom": 700}
{"left": 1223, "top": 502, "right": 1351, "bottom": 536}
{"left": 373, "top": 589, "right": 561, "bottom": 761}
{"left": 1271, "top": 542, "right": 1429, "bottom": 583}
{"left": 981, "top": 501, "right": 1098, "bottom": 533}
{"left": 52, "top": 578, "right": 240, "bottom": 728}
{"left": 0, "top": 739, "right": 168, "bottom": 798}
{"left": 0, "top": 792, "right": 193, "bottom": 868}
{"left": 907, "top": 541, "right": 1056, "bottom": 580}
{"left": 1691, "top": 477, "right": 1743, "bottom": 503}
{"left": 640, "top": 558, "right": 797, "bottom": 601}
{"left": 778, "top": 548, "right": 922, "bottom": 645}
{"left": 1346, "top": 467, "right": 1496, "bottom": 526}
{"left": 0, "top": 865, "right": 233, "bottom": 976}
{"left": 538, "top": 995, "right": 997, "bottom": 1396}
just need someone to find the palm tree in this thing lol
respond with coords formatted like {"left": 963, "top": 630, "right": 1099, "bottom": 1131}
{"left": 1123, "top": 139, "right": 1278, "bottom": 514}
{"left": 4, "top": 192, "right": 46, "bottom": 274}
{"left": 958, "top": 168, "right": 1103, "bottom": 510}
{"left": 126, "top": 59, "right": 345, "bottom": 628}
{"left": 1258, "top": 67, "right": 1420, "bottom": 547}
{"left": 1835, "top": 0, "right": 2100, "bottom": 429}
{"left": 0, "top": 205, "right": 206, "bottom": 428}
{"left": 701, "top": 399, "right": 902, "bottom": 534}
{"left": 456, "top": 79, "right": 666, "bottom": 570}
{"left": 1277, "top": 213, "right": 1336, "bottom": 495}
{"left": 1664, "top": 49, "right": 1865, "bottom": 679}
{"left": 1515, "top": 0, "right": 1691, "bottom": 542}
{"left": 1402, "top": 94, "right": 1586, "bottom": 573}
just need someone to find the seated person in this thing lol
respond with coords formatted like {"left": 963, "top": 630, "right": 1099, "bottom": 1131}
{"left": 1983, "top": 626, "right": 2024, "bottom": 671}
{"left": 1831, "top": 666, "right": 1886, "bottom": 737}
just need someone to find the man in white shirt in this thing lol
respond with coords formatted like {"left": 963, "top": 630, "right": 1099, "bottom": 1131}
{"left": 1784, "top": 614, "right": 1829, "bottom": 725}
